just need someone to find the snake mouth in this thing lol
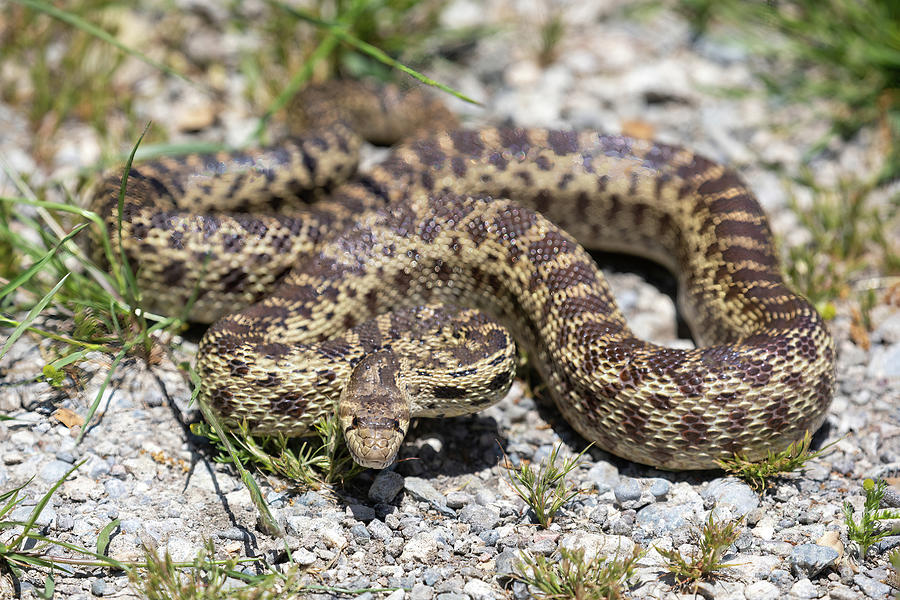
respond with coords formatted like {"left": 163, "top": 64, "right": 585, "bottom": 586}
{"left": 344, "top": 416, "right": 407, "bottom": 469}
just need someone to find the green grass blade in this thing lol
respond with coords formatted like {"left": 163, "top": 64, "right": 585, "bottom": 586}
{"left": 0, "top": 479, "right": 31, "bottom": 518}
{"left": 336, "top": 34, "right": 480, "bottom": 105}
{"left": 0, "top": 273, "right": 69, "bottom": 360}
{"left": 115, "top": 124, "right": 150, "bottom": 300}
{"left": 39, "top": 574, "right": 55, "bottom": 599}
{"left": 75, "top": 346, "right": 127, "bottom": 444}
{"left": 195, "top": 394, "right": 282, "bottom": 537}
{"left": 96, "top": 518, "right": 120, "bottom": 557}
{"left": 9, "top": 459, "right": 84, "bottom": 549}
{"left": 24, "top": 532, "right": 128, "bottom": 570}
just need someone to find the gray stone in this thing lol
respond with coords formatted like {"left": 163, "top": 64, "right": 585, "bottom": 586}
{"left": 458, "top": 504, "right": 500, "bottom": 533}
{"left": 103, "top": 479, "right": 127, "bottom": 499}
{"left": 636, "top": 502, "right": 697, "bottom": 536}
{"left": 385, "top": 512, "right": 401, "bottom": 529}
{"left": 369, "top": 470, "right": 404, "bottom": 503}
{"left": 613, "top": 477, "right": 642, "bottom": 504}
{"left": 586, "top": 461, "right": 619, "bottom": 493}
{"left": 853, "top": 574, "right": 891, "bottom": 598}
{"left": 463, "top": 578, "right": 494, "bottom": 600}
{"left": 405, "top": 477, "right": 453, "bottom": 515}
{"left": 39, "top": 459, "right": 74, "bottom": 483}
{"left": 296, "top": 491, "right": 329, "bottom": 507}
{"left": 495, "top": 549, "right": 520, "bottom": 576}
{"left": 400, "top": 531, "right": 438, "bottom": 563}
{"left": 479, "top": 529, "right": 499, "bottom": 546}
{"left": 788, "top": 578, "right": 818, "bottom": 599}
{"left": 350, "top": 523, "right": 370, "bottom": 541}
{"left": 874, "top": 308, "right": 900, "bottom": 343}
{"left": 742, "top": 580, "right": 779, "bottom": 599}
{"left": 381, "top": 537, "right": 402, "bottom": 558}
{"left": 648, "top": 478, "right": 670, "bottom": 499}
{"left": 828, "top": 586, "right": 861, "bottom": 600}
{"left": 348, "top": 504, "right": 376, "bottom": 522}
{"left": 216, "top": 527, "right": 251, "bottom": 541}
{"left": 445, "top": 491, "right": 472, "bottom": 509}
{"left": 474, "top": 489, "right": 496, "bottom": 505}
{"left": 55, "top": 450, "right": 76, "bottom": 464}
{"left": 11, "top": 504, "right": 54, "bottom": 528}
{"left": 872, "top": 535, "right": 900, "bottom": 554}
{"left": 768, "top": 568, "right": 792, "bottom": 588}
{"left": 559, "top": 532, "right": 635, "bottom": 561}
{"left": 90, "top": 578, "right": 106, "bottom": 596}
{"left": 789, "top": 543, "right": 838, "bottom": 578}
{"left": 293, "top": 548, "right": 316, "bottom": 566}
{"left": 56, "top": 515, "right": 74, "bottom": 531}
{"left": 702, "top": 477, "right": 759, "bottom": 517}
{"left": 367, "top": 519, "right": 392, "bottom": 541}
{"left": 882, "top": 485, "right": 900, "bottom": 508}
{"left": 868, "top": 342, "right": 900, "bottom": 378}
{"left": 410, "top": 583, "right": 434, "bottom": 600}
{"left": 423, "top": 567, "right": 441, "bottom": 586}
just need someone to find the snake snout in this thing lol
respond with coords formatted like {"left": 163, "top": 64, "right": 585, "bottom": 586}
{"left": 339, "top": 350, "right": 412, "bottom": 469}
{"left": 343, "top": 414, "right": 408, "bottom": 469}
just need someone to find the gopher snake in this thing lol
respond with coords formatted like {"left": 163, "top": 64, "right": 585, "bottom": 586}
{"left": 93, "top": 83, "right": 835, "bottom": 470}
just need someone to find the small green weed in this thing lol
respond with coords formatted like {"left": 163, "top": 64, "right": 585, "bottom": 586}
{"left": 192, "top": 410, "right": 364, "bottom": 490}
{"left": 843, "top": 478, "right": 900, "bottom": 561}
{"left": 716, "top": 431, "right": 840, "bottom": 493}
{"left": 502, "top": 443, "right": 591, "bottom": 527}
{"left": 656, "top": 511, "right": 742, "bottom": 591}
{"left": 513, "top": 546, "right": 640, "bottom": 600}
{"left": 537, "top": 10, "right": 566, "bottom": 67}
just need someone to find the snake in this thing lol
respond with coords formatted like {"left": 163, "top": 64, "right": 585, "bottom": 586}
{"left": 92, "top": 82, "right": 836, "bottom": 470}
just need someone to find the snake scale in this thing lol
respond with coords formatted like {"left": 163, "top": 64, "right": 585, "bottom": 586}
{"left": 93, "top": 82, "right": 835, "bottom": 470}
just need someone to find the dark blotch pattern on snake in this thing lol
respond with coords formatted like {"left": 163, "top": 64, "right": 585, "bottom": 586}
{"left": 92, "top": 83, "right": 835, "bottom": 470}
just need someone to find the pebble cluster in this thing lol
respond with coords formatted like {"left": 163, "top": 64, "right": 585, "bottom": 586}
{"left": 1, "top": 0, "right": 898, "bottom": 598}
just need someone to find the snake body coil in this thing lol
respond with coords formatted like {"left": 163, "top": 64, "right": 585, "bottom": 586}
{"left": 94, "top": 85, "right": 835, "bottom": 470}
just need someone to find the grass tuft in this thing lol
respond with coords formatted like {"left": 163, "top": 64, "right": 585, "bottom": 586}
{"left": 843, "top": 478, "right": 900, "bottom": 561}
{"left": 513, "top": 546, "right": 640, "bottom": 600}
{"left": 502, "top": 443, "right": 591, "bottom": 527}
{"left": 783, "top": 175, "right": 899, "bottom": 316}
{"left": 191, "top": 410, "right": 364, "bottom": 490}
{"left": 656, "top": 511, "right": 743, "bottom": 591}
{"left": 716, "top": 431, "right": 840, "bottom": 493}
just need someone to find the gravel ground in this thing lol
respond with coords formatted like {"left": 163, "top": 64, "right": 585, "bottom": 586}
{"left": 1, "top": 1, "right": 899, "bottom": 598}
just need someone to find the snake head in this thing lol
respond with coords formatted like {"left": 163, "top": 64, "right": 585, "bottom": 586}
{"left": 339, "top": 350, "right": 411, "bottom": 469}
